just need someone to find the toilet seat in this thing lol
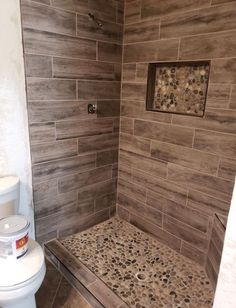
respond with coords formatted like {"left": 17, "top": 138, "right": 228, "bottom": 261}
{"left": 0, "top": 239, "right": 45, "bottom": 288}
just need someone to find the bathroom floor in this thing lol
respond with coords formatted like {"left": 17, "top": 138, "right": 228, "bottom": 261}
{"left": 48, "top": 217, "right": 214, "bottom": 308}
{"left": 36, "top": 259, "right": 91, "bottom": 308}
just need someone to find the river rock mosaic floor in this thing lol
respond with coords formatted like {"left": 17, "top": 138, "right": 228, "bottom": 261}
{"left": 60, "top": 218, "right": 213, "bottom": 308}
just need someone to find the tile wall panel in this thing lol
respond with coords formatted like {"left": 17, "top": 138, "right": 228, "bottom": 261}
{"left": 20, "top": 0, "right": 123, "bottom": 242}
{"left": 118, "top": 0, "right": 236, "bottom": 289}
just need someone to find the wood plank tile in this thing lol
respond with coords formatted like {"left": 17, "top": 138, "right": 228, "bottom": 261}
{"left": 123, "top": 39, "right": 179, "bottom": 63}
{"left": 212, "top": 0, "right": 236, "bottom": 4}
{"left": 53, "top": 57, "right": 120, "bottom": 81}
{"left": 32, "top": 0, "right": 50, "bottom": 4}
{"left": 51, "top": 0, "right": 117, "bottom": 23}
{"left": 33, "top": 178, "right": 58, "bottom": 202}
{"left": 77, "top": 13, "right": 122, "bottom": 43}
{"left": 172, "top": 108, "right": 236, "bottom": 134}
{"left": 163, "top": 215, "right": 209, "bottom": 252}
{"left": 46, "top": 241, "right": 96, "bottom": 286}
{"left": 97, "top": 42, "right": 122, "bottom": 63}
{"left": 118, "top": 178, "right": 146, "bottom": 202}
{"left": 129, "top": 214, "right": 181, "bottom": 252}
{"left": 77, "top": 179, "right": 117, "bottom": 202}
{"left": 146, "top": 189, "right": 209, "bottom": 232}
{"left": 78, "top": 133, "right": 119, "bottom": 154}
{"left": 35, "top": 191, "right": 77, "bottom": 219}
{"left": 205, "top": 257, "right": 217, "bottom": 289}
{"left": 97, "top": 100, "right": 120, "bottom": 117}
{"left": 29, "top": 122, "right": 55, "bottom": 145}
{"left": 161, "top": 3, "right": 236, "bottom": 39}
{"left": 181, "top": 242, "right": 206, "bottom": 266}
{"left": 96, "top": 149, "right": 118, "bottom": 167}
{"left": 117, "top": 205, "right": 130, "bottom": 222}
{"left": 210, "top": 58, "right": 236, "bottom": 84}
{"left": 187, "top": 189, "right": 230, "bottom": 216}
{"left": 229, "top": 85, "right": 236, "bottom": 109}
{"left": 151, "top": 140, "right": 219, "bottom": 175}
{"left": 136, "top": 63, "right": 148, "bottom": 82}
{"left": 120, "top": 117, "right": 134, "bottom": 134}
{"left": 120, "top": 149, "right": 167, "bottom": 178}
{"left": 163, "top": 199, "right": 209, "bottom": 233}
{"left": 88, "top": 280, "right": 125, "bottom": 308}
{"left": 28, "top": 100, "right": 94, "bottom": 123}
{"left": 125, "top": 0, "right": 141, "bottom": 24}
{"left": 95, "top": 193, "right": 116, "bottom": 212}
{"left": 59, "top": 166, "right": 112, "bottom": 193}
{"left": 117, "top": 193, "right": 162, "bottom": 226}
{"left": 31, "top": 139, "right": 78, "bottom": 163}
{"left": 206, "top": 83, "right": 231, "bottom": 109}
{"left": 168, "top": 163, "right": 234, "bottom": 201}
{"left": 24, "top": 54, "right": 52, "bottom": 78}
{"left": 180, "top": 30, "right": 236, "bottom": 59}
{"left": 119, "top": 133, "right": 151, "bottom": 156}
{"left": 27, "top": 78, "right": 76, "bottom": 100}
{"left": 118, "top": 163, "right": 132, "bottom": 182}
{"left": 124, "top": 18, "right": 160, "bottom": 43}
{"left": 208, "top": 240, "right": 221, "bottom": 275}
{"left": 21, "top": 0, "right": 76, "bottom": 36}
{"left": 122, "top": 64, "right": 136, "bottom": 81}
{"left": 23, "top": 28, "right": 96, "bottom": 60}
{"left": 218, "top": 158, "right": 236, "bottom": 181}
{"left": 193, "top": 129, "right": 236, "bottom": 158}
{"left": 133, "top": 168, "right": 187, "bottom": 205}
{"left": 33, "top": 154, "right": 96, "bottom": 182}
{"left": 77, "top": 199, "right": 95, "bottom": 217}
{"left": 134, "top": 119, "right": 194, "bottom": 147}
{"left": 56, "top": 118, "right": 114, "bottom": 139}
{"left": 141, "top": 0, "right": 211, "bottom": 19}
{"left": 122, "top": 83, "right": 146, "bottom": 100}
{"left": 77, "top": 81, "right": 121, "bottom": 100}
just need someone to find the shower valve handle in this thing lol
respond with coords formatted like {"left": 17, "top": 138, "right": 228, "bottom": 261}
{"left": 88, "top": 103, "right": 97, "bottom": 114}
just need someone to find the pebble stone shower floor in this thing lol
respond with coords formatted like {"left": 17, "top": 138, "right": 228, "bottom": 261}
{"left": 59, "top": 218, "right": 214, "bottom": 308}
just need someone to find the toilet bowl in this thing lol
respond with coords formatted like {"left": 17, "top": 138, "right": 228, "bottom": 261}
{"left": 0, "top": 239, "right": 46, "bottom": 308}
{"left": 0, "top": 176, "right": 46, "bottom": 308}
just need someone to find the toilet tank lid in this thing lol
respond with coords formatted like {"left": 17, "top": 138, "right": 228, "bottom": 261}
{"left": 0, "top": 176, "right": 20, "bottom": 194}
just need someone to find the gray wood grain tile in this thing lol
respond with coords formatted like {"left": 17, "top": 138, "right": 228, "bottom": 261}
{"left": 134, "top": 119, "right": 194, "bottom": 147}
{"left": 24, "top": 28, "right": 96, "bottom": 60}
{"left": 53, "top": 57, "right": 120, "bottom": 81}
{"left": 25, "top": 54, "right": 52, "bottom": 78}
{"left": 21, "top": 0, "right": 76, "bottom": 36}
{"left": 98, "top": 42, "right": 122, "bottom": 63}
{"left": 151, "top": 140, "right": 219, "bottom": 175}
{"left": 56, "top": 118, "right": 114, "bottom": 139}
{"left": 123, "top": 39, "right": 179, "bottom": 63}
{"left": 141, "top": 0, "right": 211, "bottom": 19}
{"left": 27, "top": 78, "right": 76, "bottom": 100}
{"left": 58, "top": 166, "right": 112, "bottom": 193}
{"left": 168, "top": 163, "right": 234, "bottom": 201}
{"left": 193, "top": 129, "right": 236, "bottom": 158}
{"left": 31, "top": 139, "right": 78, "bottom": 163}
{"left": 77, "top": 81, "right": 121, "bottom": 100}
{"left": 78, "top": 133, "right": 119, "bottom": 154}
{"left": 180, "top": 30, "right": 236, "bottom": 59}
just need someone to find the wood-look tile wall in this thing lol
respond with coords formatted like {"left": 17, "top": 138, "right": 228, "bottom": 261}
{"left": 20, "top": 0, "right": 124, "bottom": 243}
{"left": 118, "top": 0, "right": 236, "bottom": 277}
{"left": 206, "top": 214, "right": 226, "bottom": 289}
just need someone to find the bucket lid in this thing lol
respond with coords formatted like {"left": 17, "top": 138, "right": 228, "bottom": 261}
{"left": 0, "top": 215, "right": 30, "bottom": 238}
{"left": 0, "top": 176, "right": 19, "bottom": 194}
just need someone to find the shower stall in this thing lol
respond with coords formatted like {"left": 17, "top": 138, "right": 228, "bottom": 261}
{"left": 19, "top": 0, "right": 236, "bottom": 306}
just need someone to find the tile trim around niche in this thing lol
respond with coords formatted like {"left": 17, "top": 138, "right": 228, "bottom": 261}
{"left": 146, "top": 60, "right": 211, "bottom": 117}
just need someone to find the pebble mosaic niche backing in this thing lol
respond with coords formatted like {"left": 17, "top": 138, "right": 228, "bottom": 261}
{"left": 146, "top": 61, "right": 210, "bottom": 117}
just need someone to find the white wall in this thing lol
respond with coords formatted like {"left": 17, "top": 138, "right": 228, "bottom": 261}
{"left": 213, "top": 178, "right": 236, "bottom": 308}
{"left": 0, "top": 0, "right": 34, "bottom": 237}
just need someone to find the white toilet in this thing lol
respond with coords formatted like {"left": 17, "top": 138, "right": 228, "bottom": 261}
{"left": 0, "top": 176, "right": 46, "bottom": 308}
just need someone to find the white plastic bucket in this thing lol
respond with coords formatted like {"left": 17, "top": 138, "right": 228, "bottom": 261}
{"left": 0, "top": 215, "right": 30, "bottom": 260}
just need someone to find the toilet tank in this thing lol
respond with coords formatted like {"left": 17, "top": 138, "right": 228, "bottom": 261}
{"left": 0, "top": 176, "right": 20, "bottom": 219}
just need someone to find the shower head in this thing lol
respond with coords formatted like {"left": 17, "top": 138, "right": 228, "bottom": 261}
{"left": 88, "top": 13, "right": 103, "bottom": 29}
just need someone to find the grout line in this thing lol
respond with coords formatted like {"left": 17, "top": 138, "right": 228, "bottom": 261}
{"left": 50, "top": 275, "right": 62, "bottom": 308}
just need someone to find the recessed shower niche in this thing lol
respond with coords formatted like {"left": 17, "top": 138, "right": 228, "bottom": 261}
{"left": 146, "top": 61, "right": 210, "bottom": 117}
